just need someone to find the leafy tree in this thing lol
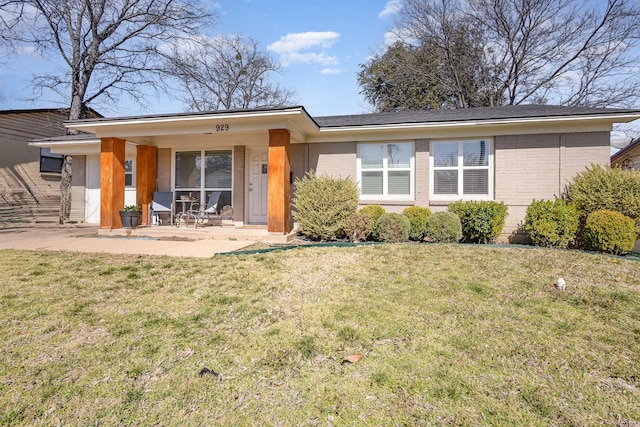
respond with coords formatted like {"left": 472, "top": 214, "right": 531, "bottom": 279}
{"left": 358, "top": 42, "right": 445, "bottom": 111}
{"left": 165, "top": 34, "right": 295, "bottom": 111}
{"left": 359, "top": 0, "right": 640, "bottom": 112}
{"left": 5, "top": 0, "right": 216, "bottom": 222}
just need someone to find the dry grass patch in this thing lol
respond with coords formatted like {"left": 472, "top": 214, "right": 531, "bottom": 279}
{"left": 1, "top": 245, "right": 639, "bottom": 425}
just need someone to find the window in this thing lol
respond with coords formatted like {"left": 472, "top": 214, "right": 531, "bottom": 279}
{"left": 40, "top": 148, "right": 64, "bottom": 173}
{"left": 174, "top": 150, "right": 233, "bottom": 209}
{"left": 125, "top": 159, "right": 135, "bottom": 187}
{"left": 358, "top": 142, "right": 413, "bottom": 199}
{"left": 430, "top": 139, "right": 492, "bottom": 199}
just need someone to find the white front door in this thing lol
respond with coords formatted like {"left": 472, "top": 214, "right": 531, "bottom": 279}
{"left": 248, "top": 149, "right": 268, "bottom": 224}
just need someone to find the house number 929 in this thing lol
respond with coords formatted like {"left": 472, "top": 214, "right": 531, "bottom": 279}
{"left": 216, "top": 124, "right": 230, "bottom": 132}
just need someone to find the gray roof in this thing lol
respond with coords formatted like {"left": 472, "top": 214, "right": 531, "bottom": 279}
{"left": 611, "top": 136, "right": 640, "bottom": 163}
{"left": 314, "top": 105, "right": 640, "bottom": 128}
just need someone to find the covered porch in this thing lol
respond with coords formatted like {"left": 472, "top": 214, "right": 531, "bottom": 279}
{"left": 40, "top": 107, "right": 320, "bottom": 235}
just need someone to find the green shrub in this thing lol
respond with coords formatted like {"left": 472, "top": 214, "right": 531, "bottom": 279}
{"left": 343, "top": 212, "right": 375, "bottom": 242}
{"left": 374, "top": 213, "right": 411, "bottom": 243}
{"left": 447, "top": 201, "right": 508, "bottom": 243}
{"left": 524, "top": 199, "right": 579, "bottom": 248}
{"left": 292, "top": 172, "right": 359, "bottom": 241}
{"left": 359, "top": 205, "right": 386, "bottom": 224}
{"left": 564, "top": 164, "right": 640, "bottom": 233}
{"left": 583, "top": 209, "right": 636, "bottom": 255}
{"left": 402, "top": 206, "right": 432, "bottom": 241}
{"left": 424, "top": 212, "right": 462, "bottom": 243}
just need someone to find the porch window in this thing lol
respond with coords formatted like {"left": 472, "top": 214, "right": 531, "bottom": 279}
{"left": 174, "top": 150, "right": 232, "bottom": 209}
{"left": 357, "top": 142, "right": 414, "bottom": 199}
{"left": 430, "top": 139, "right": 493, "bottom": 200}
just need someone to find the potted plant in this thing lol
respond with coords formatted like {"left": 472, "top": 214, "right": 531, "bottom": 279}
{"left": 119, "top": 204, "right": 142, "bottom": 228}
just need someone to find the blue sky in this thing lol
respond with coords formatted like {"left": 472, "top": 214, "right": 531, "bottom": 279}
{"left": 0, "top": 0, "right": 401, "bottom": 117}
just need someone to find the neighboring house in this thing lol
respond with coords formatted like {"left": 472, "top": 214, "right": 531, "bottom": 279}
{"left": 611, "top": 136, "right": 640, "bottom": 170}
{"left": 0, "top": 108, "right": 100, "bottom": 224}
{"left": 32, "top": 104, "right": 640, "bottom": 240}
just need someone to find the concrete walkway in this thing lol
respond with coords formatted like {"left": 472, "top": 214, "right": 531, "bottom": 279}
{"left": 0, "top": 224, "right": 258, "bottom": 257}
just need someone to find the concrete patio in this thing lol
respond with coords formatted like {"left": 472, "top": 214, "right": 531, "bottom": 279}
{"left": 0, "top": 223, "right": 296, "bottom": 257}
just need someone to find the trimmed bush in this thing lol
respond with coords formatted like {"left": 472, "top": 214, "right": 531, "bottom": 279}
{"left": 525, "top": 199, "right": 579, "bottom": 248}
{"left": 424, "top": 211, "right": 462, "bottom": 243}
{"left": 564, "top": 164, "right": 640, "bottom": 233}
{"left": 583, "top": 210, "right": 636, "bottom": 255}
{"left": 402, "top": 206, "right": 432, "bottom": 241}
{"left": 447, "top": 201, "right": 508, "bottom": 243}
{"left": 343, "top": 211, "right": 375, "bottom": 242}
{"left": 359, "top": 205, "right": 386, "bottom": 224}
{"left": 374, "top": 213, "right": 411, "bottom": 243}
{"left": 292, "top": 172, "right": 359, "bottom": 241}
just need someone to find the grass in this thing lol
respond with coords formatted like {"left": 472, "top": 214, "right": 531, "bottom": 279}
{"left": 0, "top": 244, "right": 639, "bottom": 426}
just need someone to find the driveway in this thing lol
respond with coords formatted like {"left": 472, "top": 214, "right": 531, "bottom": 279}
{"left": 0, "top": 224, "right": 256, "bottom": 257}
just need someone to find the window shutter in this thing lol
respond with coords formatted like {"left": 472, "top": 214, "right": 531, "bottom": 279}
{"left": 434, "top": 170, "right": 458, "bottom": 194}
{"left": 388, "top": 171, "right": 410, "bottom": 195}
{"left": 175, "top": 151, "right": 201, "bottom": 188}
{"left": 361, "top": 171, "right": 383, "bottom": 195}
{"left": 463, "top": 170, "right": 488, "bottom": 194}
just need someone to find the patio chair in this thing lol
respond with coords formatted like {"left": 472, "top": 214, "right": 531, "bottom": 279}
{"left": 181, "top": 191, "right": 233, "bottom": 228}
{"left": 149, "top": 191, "right": 174, "bottom": 226}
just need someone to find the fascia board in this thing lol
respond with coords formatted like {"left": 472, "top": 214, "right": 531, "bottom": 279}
{"left": 65, "top": 108, "right": 319, "bottom": 138}
{"left": 29, "top": 139, "right": 139, "bottom": 156}
{"left": 306, "top": 115, "right": 635, "bottom": 143}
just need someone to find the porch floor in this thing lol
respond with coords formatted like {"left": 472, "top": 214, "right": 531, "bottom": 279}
{"left": 99, "top": 223, "right": 297, "bottom": 245}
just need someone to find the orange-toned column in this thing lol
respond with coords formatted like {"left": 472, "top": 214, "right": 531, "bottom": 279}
{"left": 136, "top": 145, "right": 157, "bottom": 226}
{"left": 268, "top": 129, "right": 291, "bottom": 233}
{"left": 100, "top": 137, "right": 126, "bottom": 229}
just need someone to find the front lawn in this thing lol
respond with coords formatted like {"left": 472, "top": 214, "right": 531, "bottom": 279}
{"left": 1, "top": 245, "right": 639, "bottom": 425}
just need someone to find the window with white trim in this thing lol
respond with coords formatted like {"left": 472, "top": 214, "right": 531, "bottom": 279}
{"left": 430, "top": 139, "right": 492, "bottom": 199}
{"left": 358, "top": 142, "right": 414, "bottom": 199}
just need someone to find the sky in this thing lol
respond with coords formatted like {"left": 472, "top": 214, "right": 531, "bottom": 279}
{"left": 0, "top": 0, "right": 402, "bottom": 118}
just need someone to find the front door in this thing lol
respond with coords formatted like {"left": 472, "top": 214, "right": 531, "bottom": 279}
{"left": 248, "top": 149, "right": 268, "bottom": 224}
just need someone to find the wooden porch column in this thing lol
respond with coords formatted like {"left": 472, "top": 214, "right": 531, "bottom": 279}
{"left": 268, "top": 129, "right": 291, "bottom": 233}
{"left": 100, "top": 137, "right": 126, "bottom": 229}
{"left": 136, "top": 145, "right": 157, "bottom": 226}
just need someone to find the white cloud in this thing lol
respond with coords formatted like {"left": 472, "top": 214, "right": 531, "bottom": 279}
{"left": 282, "top": 52, "right": 338, "bottom": 66}
{"left": 384, "top": 30, "right": 402, "bottom": 46}
{"left": 321, "top": 68, "right": 341, "bottom": 75}
{"left": 379, "top": 0, "right": 402, "bottom": 18}
{"left": 383, "top": 28, "right": 418, "bottom": 47}
{"left": 268, "top": 31, "right": 340, "bottom": 66}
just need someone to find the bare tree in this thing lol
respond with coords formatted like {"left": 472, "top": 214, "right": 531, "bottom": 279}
{"left": 395, "top": 0, "right": 640, "bottom": 108}
{"left": 166, "top": 34, "right": 295, "bottom": 111}
{"left": 0, "top": 1, "right": 24, "bottom": 55}
{"left": 397, "top": 0, "right": 502, "bottom": 108}
{"left": 6, "top": 0, "right": 216, "bottom": 222}
{"left": 361, "top": 0, "right": 640, "bottom": 112}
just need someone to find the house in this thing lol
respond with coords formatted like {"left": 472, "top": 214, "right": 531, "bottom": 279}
{"left": 31, "top": 104, "right": 640, "bottom": 239}
{"left": 611, "top": 136, "right": 640, "bottom": 170}
{"left": 0, "top": 108, "right": 100, "bottom": 223}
